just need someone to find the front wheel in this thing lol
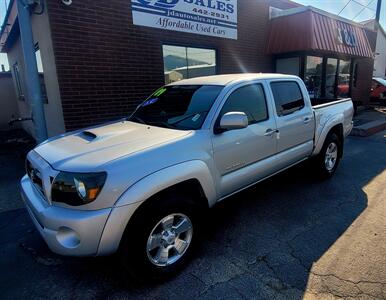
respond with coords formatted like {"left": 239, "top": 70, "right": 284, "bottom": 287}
{"left": 119, "top": 197, "right": 198, "bottom": 281}
{"left": 315, "top": 132, "right": 341, "bottom": 179}
{"left": 146, "top": 213, "right": 194, "bottom": 268}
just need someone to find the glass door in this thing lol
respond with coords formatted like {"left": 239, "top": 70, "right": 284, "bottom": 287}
{"left": 304, "top": 56, "right": 323, "bottom": 99}
{"left": 325, "top": 58, "right": 338, "bottom": 99}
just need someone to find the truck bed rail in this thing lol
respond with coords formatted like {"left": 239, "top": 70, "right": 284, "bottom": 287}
{"left": 312, "top": 98, "right": 352, "bottom": 109}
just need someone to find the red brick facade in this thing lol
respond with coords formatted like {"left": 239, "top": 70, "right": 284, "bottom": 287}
{"left": 45, "top": 0, "right": 299, "bottom": 131}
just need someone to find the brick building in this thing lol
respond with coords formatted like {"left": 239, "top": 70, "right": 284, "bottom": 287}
{"left": 0, "top": 0, "right": 376, "bottom": 139}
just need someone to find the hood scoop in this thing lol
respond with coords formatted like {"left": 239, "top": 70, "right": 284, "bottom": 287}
{"left": 80, "top": 131, "right": 98, "bottom": 141}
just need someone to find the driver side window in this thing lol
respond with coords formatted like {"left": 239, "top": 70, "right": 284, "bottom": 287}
{"left": 220, "top": 83, "right": 268, "bottom": 125}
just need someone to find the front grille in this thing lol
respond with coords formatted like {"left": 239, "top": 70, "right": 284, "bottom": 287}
{"left": 26, "top": 159, "right": 46, "bottom": 198}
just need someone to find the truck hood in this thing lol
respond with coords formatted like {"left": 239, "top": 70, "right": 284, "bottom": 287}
{"left": 34, "top": 120, "right": 191, "bottom": 171}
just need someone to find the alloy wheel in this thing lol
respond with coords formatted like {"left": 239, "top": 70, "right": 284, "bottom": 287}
{"left": 325, "top": 142, "right": 338, "bottom": 171}
{"left": 146, "top": 213, "right": 193, "bottom": 267}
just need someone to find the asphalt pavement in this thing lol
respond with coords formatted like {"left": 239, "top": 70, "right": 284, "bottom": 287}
{"left": 0, "top": 131, "right": 385, "bottom": 299}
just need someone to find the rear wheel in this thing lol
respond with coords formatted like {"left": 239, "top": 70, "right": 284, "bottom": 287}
{"left": 119, "top": 194, "right": 199, "bottom": 281}
{"left": 315, "top": 132, "right": 341, "bottom": 179}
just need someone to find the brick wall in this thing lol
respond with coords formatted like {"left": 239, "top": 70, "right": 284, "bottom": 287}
{"left": 45, "top": 0, "right": 298, "bottom": 131}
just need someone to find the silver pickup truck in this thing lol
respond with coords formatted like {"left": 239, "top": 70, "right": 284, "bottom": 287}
{"left": 21, "top": 74, "right": 353, "bottom": 279}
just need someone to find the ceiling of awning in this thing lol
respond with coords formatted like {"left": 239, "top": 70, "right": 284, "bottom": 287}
{"left": 267, "top": 8, "right": 374, "bottom": 58}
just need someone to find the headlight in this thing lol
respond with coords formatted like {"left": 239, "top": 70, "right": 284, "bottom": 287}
{"left": 51, "top": 171, "right": 107, "bottom": 206}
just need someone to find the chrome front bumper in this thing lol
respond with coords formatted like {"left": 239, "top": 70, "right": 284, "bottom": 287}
{"left": 21, "top": 175, "right": 111, "bottom": 256}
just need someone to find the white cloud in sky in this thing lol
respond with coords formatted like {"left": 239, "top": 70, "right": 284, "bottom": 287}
{"left": 0, "top": 53, "right": 9, "bottom": 71}
{"left": 291, "top": 0, "right": 386, "bottom": 28}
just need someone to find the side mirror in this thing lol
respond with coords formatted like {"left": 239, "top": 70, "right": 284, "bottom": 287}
{"left": 218, "top": 112, "right": 248, "bottom": 132}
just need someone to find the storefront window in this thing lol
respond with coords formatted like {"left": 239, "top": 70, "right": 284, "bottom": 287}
{"left": 337, "top": 59, "right": 351, "bottom": 98}
{"left": 325, "top": 58, "right": 338, "bottom": 99}
{"left": 276, "top": 57, "right": 300, "bottom": 76}
{"left": 163, "top": 45, "right": 216, "bottom": 84}
{"left": 35, "top": 44, "right": 48, "bottom": 103}
{"left": 304, "top": 56, "right": 323, "bottom": 99}
{"left": 353, "top": 62, "right": 359, "bottom": 88}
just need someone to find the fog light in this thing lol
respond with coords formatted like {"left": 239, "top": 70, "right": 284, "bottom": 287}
{"left": 56, "top": 227, "right": 80, "bottom": 249}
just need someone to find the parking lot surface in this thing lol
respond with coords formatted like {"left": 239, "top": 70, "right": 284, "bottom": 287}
{"left": 0, "top": 131, "right": 385, "bottom": 299}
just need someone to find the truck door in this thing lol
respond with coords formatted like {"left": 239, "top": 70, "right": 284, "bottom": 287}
{"left": 268, "top": 80, "right": 315, "bottom": 167}
{"left": 211, "top": 82, "right": 278, "bottom": 198}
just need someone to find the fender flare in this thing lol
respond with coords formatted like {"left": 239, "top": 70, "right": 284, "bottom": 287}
{"left": 313, "top": 113, "right": 344, "bottom": 156}
{"left": 97, "top": 160, "right": 217, "bottom": 255}
{"left": 114, "top": 160, "right": 217, "bottom": 208}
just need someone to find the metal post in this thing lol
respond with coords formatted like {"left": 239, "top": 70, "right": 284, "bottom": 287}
{"left": 376, "top": 0, "right": 382, "bottom": 23}
{"left": 17, "top": 0, "right": 47, "bottom": 143}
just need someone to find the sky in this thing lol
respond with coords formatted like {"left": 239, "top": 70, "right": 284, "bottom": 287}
{"left": 0, "top": 0, "right": 8, "bottom": 71}
{"left": 0, "top": 0, "right": 385, "bottom": 71}
{"left": 291, "top": 0, "right": 385, "bottom": 28}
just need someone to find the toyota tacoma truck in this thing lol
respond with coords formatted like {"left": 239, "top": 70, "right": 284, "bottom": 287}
{"left": 21, "top": 74, "right": 354, "bottom": 278}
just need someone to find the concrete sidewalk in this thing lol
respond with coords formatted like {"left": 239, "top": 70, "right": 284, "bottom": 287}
{"left": 351, "top": 107, "right": 386, "bottom": 137}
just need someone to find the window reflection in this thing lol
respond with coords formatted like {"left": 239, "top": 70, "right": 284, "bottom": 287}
{"left": 304, "top": 56, "right": 323, "bottom": 99}
{"left": 35, "top": 45, "right": 48, "bottom": 103}
{"left": 276, "top": 57, "right": 300, "bottom": 76}
{"left": 163, "top": 45, "right": 216, "bottom": 84}
{"left": 337, "top": 60, "right": 351, "bottom": 98}
{"left": 325, "top": 58, "right": 338, "bottom": 99}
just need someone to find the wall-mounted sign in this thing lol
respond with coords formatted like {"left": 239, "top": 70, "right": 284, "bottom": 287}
{"left": 131, "top": 0, "right": 238, "bottom": 39}
{"left": 337, "top": 27, "right": 357, "bottom": 47}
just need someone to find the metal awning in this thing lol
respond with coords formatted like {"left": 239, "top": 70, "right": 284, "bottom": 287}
{"left": 267, "top": 7, "right": 374, "bottom": 58}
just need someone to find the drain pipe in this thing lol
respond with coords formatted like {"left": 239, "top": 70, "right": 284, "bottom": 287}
{"left": 16, "top": 0, "right": 48, "bottom": 143}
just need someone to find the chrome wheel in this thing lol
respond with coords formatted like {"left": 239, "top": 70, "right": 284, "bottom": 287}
{"left": 146, "top": 213, "right": 193, "bottom": 267}
{"left": 324, "top": 142, "right": 338, "bottom": 171}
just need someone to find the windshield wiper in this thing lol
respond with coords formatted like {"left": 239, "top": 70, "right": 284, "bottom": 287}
{"left": 139, "top": 121, "right": 176, "bottom": 130}
{"left": 129, "top": 115, "right": 147, "bottom": 125}
{"left": 168, "top": 111, "right": 208, "bottom": 126}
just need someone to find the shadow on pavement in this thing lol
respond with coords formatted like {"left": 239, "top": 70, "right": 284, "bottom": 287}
{"left": 0, "top": 129, "right": 35, "bottom": 212}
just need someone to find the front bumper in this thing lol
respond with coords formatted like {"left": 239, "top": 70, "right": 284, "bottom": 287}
{"left": 21, "top": 175, "right": 111, "bottom": 256}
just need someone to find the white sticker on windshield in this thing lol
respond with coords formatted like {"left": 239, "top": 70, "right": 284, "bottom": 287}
{"left": 192, "top": 114, "right": 201, "bottom": 122}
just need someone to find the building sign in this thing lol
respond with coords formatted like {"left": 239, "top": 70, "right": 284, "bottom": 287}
{"left": 337, "top": 27, "right": 357, "bottom": 47}
{"left": 131, "top": 0, "right": 238, "bottom": 39}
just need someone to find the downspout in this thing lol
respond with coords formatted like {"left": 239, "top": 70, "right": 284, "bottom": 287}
{"left": 375, "top": 0, "right": 382, "bottom": 25}
{"left": 16, "top": 0, "right": 48, "bottom": 143}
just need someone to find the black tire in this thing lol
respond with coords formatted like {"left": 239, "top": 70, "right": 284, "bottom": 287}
{"left": 315, "top": 132, "right": 342, "bottom": 179}
{"left": 119, "top": 192, "right": 200, "bottom": 282}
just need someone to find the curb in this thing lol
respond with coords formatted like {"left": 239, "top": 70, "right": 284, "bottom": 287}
{"left": 350, "top": 120, "right": 386, "bottom": 137}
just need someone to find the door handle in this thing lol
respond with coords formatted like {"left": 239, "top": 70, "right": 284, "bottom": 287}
{"left": 264, "top": 129, "right": 278, "bottom": 137}
{"left": 303, "top": 117, "right": 312, "bottom": 124}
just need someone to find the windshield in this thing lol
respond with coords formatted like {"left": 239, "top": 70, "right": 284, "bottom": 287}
{"left": 129, "top": 85, "right": 223, "bottom": 130}
{"left": 374, "top": 78, "right": 386, "bottom": 86}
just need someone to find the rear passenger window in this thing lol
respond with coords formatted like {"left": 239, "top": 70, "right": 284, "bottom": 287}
{"left": 270, "top": 81, "right": 305, "bottom": 116}
{"left": 220, "top": 84, "right": 268, "bottom": 125}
